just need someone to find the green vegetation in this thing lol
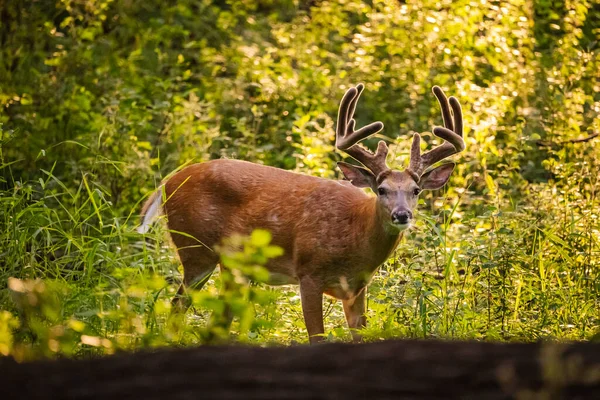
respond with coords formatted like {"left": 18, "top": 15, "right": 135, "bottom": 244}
{"left": 1, "top": 0, "right": 599, "bottom": 360}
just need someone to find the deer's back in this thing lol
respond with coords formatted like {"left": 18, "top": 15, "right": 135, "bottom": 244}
{"left": 162, "top": 159, "right": 387, "bottom": 284}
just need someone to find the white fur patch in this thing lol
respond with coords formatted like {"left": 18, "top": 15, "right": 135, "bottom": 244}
{"left": 137, "top": 192, "right": 162, "bottom": 234}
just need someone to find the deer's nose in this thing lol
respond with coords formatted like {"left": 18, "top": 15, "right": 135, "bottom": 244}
{"left": 392, "top": 210, "right": 412, "bottom": 225}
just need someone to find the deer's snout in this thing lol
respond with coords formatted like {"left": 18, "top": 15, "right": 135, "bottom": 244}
{"left": 391, "top": 209, "right": 412, "bottom": 225}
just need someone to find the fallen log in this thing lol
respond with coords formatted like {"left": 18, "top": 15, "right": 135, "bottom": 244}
{"left": 1, "top": 340, "right": 599, "bottom": 399}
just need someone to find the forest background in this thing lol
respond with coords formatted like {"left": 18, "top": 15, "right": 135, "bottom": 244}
{"left": 0, "top": 0, "right": 599, "bottom": 360}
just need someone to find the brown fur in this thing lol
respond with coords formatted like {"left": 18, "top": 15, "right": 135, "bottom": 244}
{"left": 149, "top": 159, "right": 409, "bottom": 343}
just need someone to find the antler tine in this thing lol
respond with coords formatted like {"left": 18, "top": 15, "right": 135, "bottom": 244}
{"left": 337, "top": 84, "right": 381, "bottom": 150}
{"left": 434, "top": 86, "right": 454, "bottom": 132}
{"left": 345, "top": 83, "right": 364, "bottom": 126}
{"left": 335, "top": 84, "right": 388, "bottom": 176}
{"left": 408, "top": 132, "right": 422, "bottom": 179}
{"left": 449, "top": 96, "right": 463, "bottom": 137}
{"left": 335, "top": 86, "right": 359, "bottom": 149}
{"left": 345, "top": 140, "right": 390, "bottom": 177}
{"left": 409, "top": 86, "right": 465, "bottom": 177}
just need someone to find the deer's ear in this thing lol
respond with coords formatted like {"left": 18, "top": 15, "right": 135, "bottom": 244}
{"left": 337, "top": 162, "right": 375, "bottom": 189}
{"left": 419, "top": 163, "right": 455, "bottom": 190}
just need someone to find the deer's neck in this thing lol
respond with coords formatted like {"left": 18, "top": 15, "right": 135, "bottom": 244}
{"left": 358, "top": 197, "right": 403, "bottom": 265}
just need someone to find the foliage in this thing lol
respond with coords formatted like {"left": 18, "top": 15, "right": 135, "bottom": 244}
{"left": 2, "top": 226, "right": 280, "bottom": 361}
{"left": 0, "top": 0, "right": 599, "bottom": 358}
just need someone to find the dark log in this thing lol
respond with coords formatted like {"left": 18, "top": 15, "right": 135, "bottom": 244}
{"left": 1, "top": 340, "right": 599, "bottom": 399}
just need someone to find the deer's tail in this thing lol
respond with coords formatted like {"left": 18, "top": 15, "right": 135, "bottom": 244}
{"left": 137, "top": 189, "right": 163, "bottom": 234}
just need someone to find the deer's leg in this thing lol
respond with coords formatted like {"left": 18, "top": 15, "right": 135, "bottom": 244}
{"left": 342, "top": 287, "right": 367, "bottom": 342}
{"left": 299, "top": 275, "right": 325, "bottom": 344}
{"left": 172, "top": 264, "right": 216, "bottom": 312}
{"left": 172, "top": 243, "right": 218, "bottom": 312}
{"left": 172, "top": 283, "right": 190, "bottom": 312}
{"left": 208, "top": 264, "right": 235, "bottom": 335}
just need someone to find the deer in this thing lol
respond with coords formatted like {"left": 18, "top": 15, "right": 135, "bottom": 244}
{"left": 138, "top": 84, "right": 465, "bottom": 343}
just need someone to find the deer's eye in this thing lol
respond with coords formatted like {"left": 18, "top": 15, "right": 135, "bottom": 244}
{"left": 413, "top": 188, "right": 421, "bottom": 196}
{"left": 378, "top": 187, "right": 387, "bottom": 196}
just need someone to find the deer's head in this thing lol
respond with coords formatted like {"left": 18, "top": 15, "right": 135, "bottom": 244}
{"left": 336, "top": 84, "right": 464, "bottom": 231}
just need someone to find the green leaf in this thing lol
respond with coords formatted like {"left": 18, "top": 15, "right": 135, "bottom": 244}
{"left": 250, "top": 229, "right": 271, "bottom": 247}
{"left": 484, "top": 173, "right": 496, "bottom": 196}
{"left": 263, "top": 245, "right": 284, "bottom": 258}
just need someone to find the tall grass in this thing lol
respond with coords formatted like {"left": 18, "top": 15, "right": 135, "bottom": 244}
{"left": 1, "top": 138, "right": 599, "bottom": 361}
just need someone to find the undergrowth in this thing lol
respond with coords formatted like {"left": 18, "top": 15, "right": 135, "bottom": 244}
{"left": 0, "top": 148, "right": 598, "bottom": 361}
{"left": 1, "top": 0, "right": 599, "bottom": 361}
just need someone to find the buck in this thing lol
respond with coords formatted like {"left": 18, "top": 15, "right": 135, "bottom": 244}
{"left": 139, "top": 84, "right": 464, "bottom": 343}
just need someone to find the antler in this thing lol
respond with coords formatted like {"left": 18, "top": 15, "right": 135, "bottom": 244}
{"left": 335, "top": 84, "right": 388, "bottom": 177}
{"left": 408, "top": 86, "right": 465, "bottom": 177}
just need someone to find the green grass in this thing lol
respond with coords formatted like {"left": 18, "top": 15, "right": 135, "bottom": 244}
{"left": 1, "top": 0, "right": 599, "bottom": 362}
{"left": 1, "top": 155, "right": 598, "bottom": 361}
